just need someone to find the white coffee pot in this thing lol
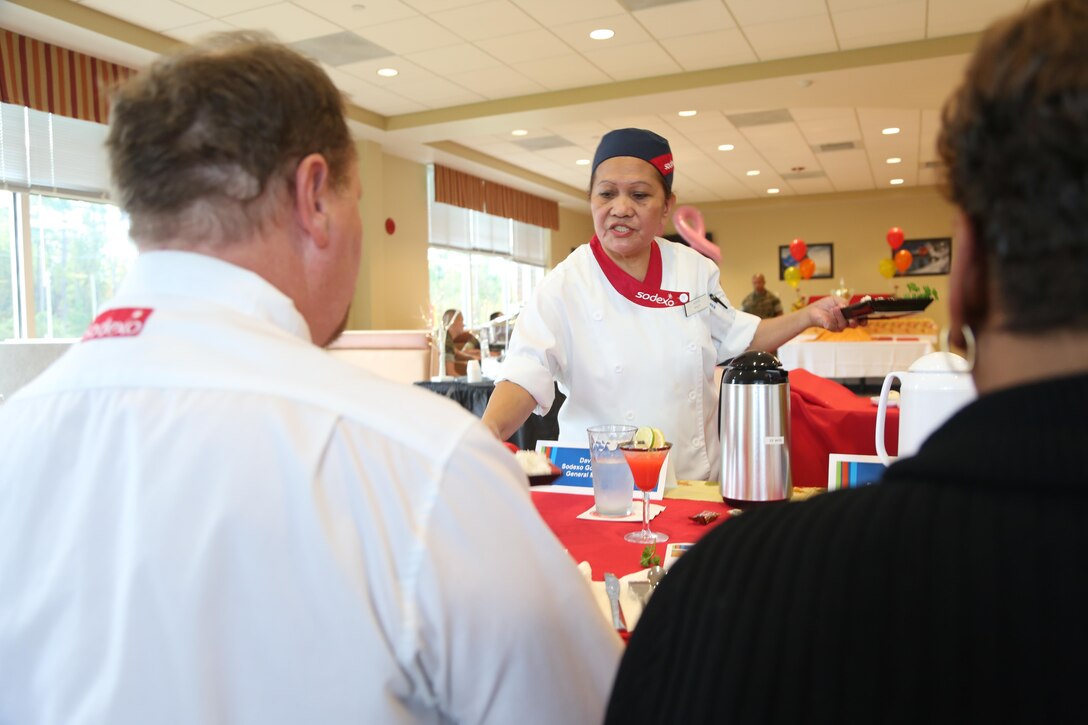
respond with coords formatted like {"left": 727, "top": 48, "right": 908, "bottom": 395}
{"left": 875, "top": 351, "right": 976, "bottom": 466}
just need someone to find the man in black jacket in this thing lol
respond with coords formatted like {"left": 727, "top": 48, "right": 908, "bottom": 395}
{"left": 607, "top": 0, "right": 1088, "bottom": 721}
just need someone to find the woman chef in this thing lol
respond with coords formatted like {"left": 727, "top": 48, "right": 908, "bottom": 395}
{"left": 482, "top": 128, "right": 850, "bottom": 480}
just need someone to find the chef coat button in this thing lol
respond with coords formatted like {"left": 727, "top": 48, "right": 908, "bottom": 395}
{"left": 688, "top": 390, "right": 697, "bottom": 401}
{"left": 614, "top": 365, "right": 623, "bottom": 374}
{"left": 688, "top": 342, "right": 697, "bottom": 352}
{"left": 625, "top": 411, "right": 635, "bottom": 421}
{"left": 593, "top": 311, "right": 603, "bottom": 321}
{"left": 692, "top": 437, "right": 701, "bottom": 446}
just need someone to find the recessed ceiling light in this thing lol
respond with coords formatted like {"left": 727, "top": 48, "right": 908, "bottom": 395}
{"left": 890, "top": 178, "right": 905, "bottom": 185}
{"left": 376, "top": 68, "right": 398, "bottom": 77}
{"left": 678, "top": 110, "right": 697, "bottom": 117}
{"left": 576, "top": 159, "right": 590, "bottom": 166}
{"left": 882, "top": 127, "right": 900, "bottom": 135}
{"left": 746, "top": 170, "right": 760, "bottom": 177}
{"left": 589, "top": 28, "right": 614, "bottom": 40}
{"left": 886, "top": 157, "right": 902, "bottom": 164}
{"left": 511, "top": 129, "right": 528, "bottom": 136}
{"left": 767, "top": 188, "right": 780, "bottom": 194}
{"left": 717, "top": 144, "right": 735, "bottom": 151}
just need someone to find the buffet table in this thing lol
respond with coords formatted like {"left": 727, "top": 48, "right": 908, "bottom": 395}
{"left": 777, "top": 333, "right": 934, "bottom": 380}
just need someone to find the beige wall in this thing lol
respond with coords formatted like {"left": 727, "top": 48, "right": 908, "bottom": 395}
{"left": 349, "top": 142, "right": 431, "bottom": 331}
{"left": 351, "top": 150, "right": 957, "bottom": 334}
{"left": 673, "top": 186, "right": 958, "bottom": 330}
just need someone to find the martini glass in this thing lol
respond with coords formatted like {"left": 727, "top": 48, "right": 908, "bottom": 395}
{"left": 620, "top": 442, "right": 671, "bottom": 544}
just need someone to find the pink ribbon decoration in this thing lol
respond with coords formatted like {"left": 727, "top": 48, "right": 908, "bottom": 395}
{"left": 672, "top": 205, "right": 721, "bottom": 263}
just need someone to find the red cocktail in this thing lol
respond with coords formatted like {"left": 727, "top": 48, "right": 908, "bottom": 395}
{"left": 620, "top": 443, "right": 671, "bottom": 544}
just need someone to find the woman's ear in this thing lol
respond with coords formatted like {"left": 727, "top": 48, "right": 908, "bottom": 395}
{"left": 293, "top": 153, "right": 332, "bottom": 249}
{"left": 949, "top": 211, "right": 989, "bottom": 346}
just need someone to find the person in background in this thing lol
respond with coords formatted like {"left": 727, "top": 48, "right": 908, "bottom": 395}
{"left": 740, "top": 273, "right": 783, "bottom": 319}
{"left": 442, "top": 307, "right": 481, "bottom": 376}
{"left": 482, "top": 128, "right": 850, "bottom": 480}
{"left": 0, "top": 33, "right": 620, "bottom": 725}
{"left": 606, "top": 0, "right": 1088, "bottom": 721}
{"left": 488, "top": 310, "right": 509, "bottom": 353}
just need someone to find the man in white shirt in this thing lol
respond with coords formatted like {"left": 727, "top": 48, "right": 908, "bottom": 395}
{"left": 0, "top": 33, "right": 620, "bottom": 724}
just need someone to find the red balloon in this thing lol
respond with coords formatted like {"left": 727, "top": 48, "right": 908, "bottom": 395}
{"left": 887, "top": 227, "right": 905, "bottom": 250}
{"left": 789, "top": 238, "right": 807, "bottom": 263}
{"left": 799, "top": 257, "right": 816, "bottom": 279}
{"left": 894, "top": 248, "right": 913, "bottom": 273}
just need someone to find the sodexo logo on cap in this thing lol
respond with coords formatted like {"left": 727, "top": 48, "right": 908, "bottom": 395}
{"left": 591, "top": 128, "right": 675, "bottom": 192}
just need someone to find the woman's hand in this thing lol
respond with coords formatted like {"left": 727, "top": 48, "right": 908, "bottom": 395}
{"left": 806, "top": 295, "right": 852, "bottom": 332}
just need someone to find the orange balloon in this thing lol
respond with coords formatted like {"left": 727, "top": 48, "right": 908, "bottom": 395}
{"left": 887, "top": 227, "right": 905, "bottom": 250}
{"left": 894, "top": 248, "right": 913, "bottom": 273}
{"left": 799, "top": 257, "right": 816, "bottom": 279}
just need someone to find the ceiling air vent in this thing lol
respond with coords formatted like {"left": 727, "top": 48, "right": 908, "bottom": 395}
{"left": 726, "top": 109, "right": 794, "bottom": 127}
{"left": 291, "top": 32, "right": 392, "bottom": 66}
{"left": 781, "top": 170, "right": 826, "bottom": 180}
{"left": 920, "top": 160, "right": 941, "bottom": 169}
{"left": 814, "top": 141, "right": 860, "bottom": 153}
{"left": 513, "top": 135, "right": 574, "bottom": 151}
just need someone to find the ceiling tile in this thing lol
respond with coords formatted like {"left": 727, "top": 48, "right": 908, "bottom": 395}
{"left": 166, "top": 19, "right": 236, "bottom": 44}
{"left": 510, "top": 0, "right": 629, "bottom": 26}
{"left": 338, "top": 56, "right": 436, "bottom": 84}
{"left": 431, "top": 1, "right": 539, "bottom": 41}
{"left": 175, "top": 0, "right": 272, "bottom": 15}
{"left": 446, "top": 65, "right": 547, "bottom": 99}
{"left": 743, "top": 14, "right": 839, "bottom": 60}
{"left": 353, "top": 15, "right": 463, "bottom": 54}
{"left": 393, "top": 76, "right": 486, "bottom": 106}
{"left": 303, "top": 0, "right": 419, "bottom": 29}
{"left": 83, "top": 0, "right": 208, "bottom": 32}
{"left": 221, "top": 3, "right": 342, "bottom": 43}
{"left": 793, "top": 108, "right": 862, "bottom": 146}
{"left": 816, "top": 147, "right": 876, "bottom": 191}
{"left": 582, "top": 40, "right": 682, "bottom": 80}
{"left": 550, "top": 14, "right": 654, "bottom": 52}
{"left": 724, "top": 0, "right": 828, "bottom": 27}
{"left": 832, "top": 0, "right": 926, "bottom": 49}
{"left": 633, "top": 0, "right": 737, "bottom": 39}
{"left": 291, "top": 32, "right": 394, "bottom": 66}
{"left": 927, "top": 0, "right": 1026, "bottom": 37}
{"left": 785, "top": 176, "right": 835, "bottom": 195}
{"left": 664, "top": 28, "right": 758, "bottom": 71}
{"left": 510, "top": 55, "right": 612, "bottom": 91}
{"left": 475, "top": 29, "right": 576, "bottom": 65}
{"left": 406, "top": 43, "right": 502, "bottom": 75}
{"left": 402, "top": 0, "right": 484, "bottom": 11}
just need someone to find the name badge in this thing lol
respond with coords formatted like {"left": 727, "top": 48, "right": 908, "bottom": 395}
{"left": 684, "top": 294, "right": 710, "bottom": 317}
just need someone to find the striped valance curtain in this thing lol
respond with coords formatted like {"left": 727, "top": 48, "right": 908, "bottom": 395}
{"left": 434, "top": 164, "right": 559, "bottom": 231}
{"left": 0, "top": 28, "right": 135, "bottom": 124}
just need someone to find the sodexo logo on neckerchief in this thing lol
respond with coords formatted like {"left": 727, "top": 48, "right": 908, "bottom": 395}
{"left": 590, "top": 236, "right": 690, "bottom": 309}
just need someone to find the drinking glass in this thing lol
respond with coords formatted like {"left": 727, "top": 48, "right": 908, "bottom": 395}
{"left": 621, "top": 442, "right": 671, "bottom": 544}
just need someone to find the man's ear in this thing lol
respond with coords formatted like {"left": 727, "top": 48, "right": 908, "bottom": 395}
{"left": 294, "top": 153, "right": 332, "bottom": 249}
{"left": 948, "top": 210, "right": 989, "bottom": 346}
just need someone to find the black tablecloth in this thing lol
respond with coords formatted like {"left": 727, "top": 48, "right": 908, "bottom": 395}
{"left": 414, "top": 379, "right": 563, "bottom": 450}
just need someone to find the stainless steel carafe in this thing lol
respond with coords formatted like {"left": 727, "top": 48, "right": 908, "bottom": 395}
{"left": 719, "top": 351, "right": 792, "bottom": 505}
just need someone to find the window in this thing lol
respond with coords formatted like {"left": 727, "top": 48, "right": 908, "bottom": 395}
{"left": 1, "top": 103, "right": 136, "bottom": 339}
{"left": 427, "top": 166, "right": 549, "bottom": 336}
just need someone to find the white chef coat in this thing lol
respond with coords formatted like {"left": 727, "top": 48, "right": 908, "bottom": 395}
{"left": 498, "top": 238, "right": 760, "bottom": 481}
{"left": 0, "top": 251, "right": 621, "bottom": 725}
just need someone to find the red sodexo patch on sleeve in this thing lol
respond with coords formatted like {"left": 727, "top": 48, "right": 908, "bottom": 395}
{"left": 82, "top": 308, "right": 154, "bottom": 341}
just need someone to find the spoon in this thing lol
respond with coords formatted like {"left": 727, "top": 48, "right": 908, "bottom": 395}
{"left": 646, "top": 565, "right": 665, "bottom": 590}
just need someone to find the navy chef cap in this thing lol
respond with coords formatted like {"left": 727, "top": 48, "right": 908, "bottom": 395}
{"left": 591, "top": 128, "right": 675, "bottom": 193}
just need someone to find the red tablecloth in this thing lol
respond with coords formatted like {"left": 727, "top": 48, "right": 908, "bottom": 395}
{"left": 789, "top": 369, "right": 899, "bottom": 486}
{"left": 531, "top": 491, "right": 734, "bottom": 579}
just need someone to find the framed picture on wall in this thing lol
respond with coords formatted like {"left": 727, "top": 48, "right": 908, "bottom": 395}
{"left": 894, "top": 237, "right": 952, "bottom": 276}
{"left": 778, "top": 243, "right": 833, "bottom": 280}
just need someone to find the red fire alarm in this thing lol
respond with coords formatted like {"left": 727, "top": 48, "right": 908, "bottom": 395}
{"left": 385, "top": 218, "right": 396, "bottom": 235}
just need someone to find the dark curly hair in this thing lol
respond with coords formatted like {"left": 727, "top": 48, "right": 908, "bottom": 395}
{"left": 107, "top": 32, "right": 354, "bottom": 247}
{"left": 937, "top": 0, "right": 1088, "bottom": 332}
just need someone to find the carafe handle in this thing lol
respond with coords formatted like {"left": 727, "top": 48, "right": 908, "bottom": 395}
{"left": 875, "top": 372, "right": 903, "bottom": 466}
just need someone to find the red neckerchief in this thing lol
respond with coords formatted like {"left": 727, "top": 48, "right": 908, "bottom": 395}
{"left": 590, "top": 235, "right": 690, "bottom": 309}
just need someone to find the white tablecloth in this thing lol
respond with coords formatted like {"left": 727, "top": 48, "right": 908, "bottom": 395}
{"left": 777, "top": 334, "right": 935, "bottom": 379}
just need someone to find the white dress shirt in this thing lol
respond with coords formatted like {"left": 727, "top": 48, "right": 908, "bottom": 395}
{"left": 0, "top": 251, "right": 621, "bottom": 725}
{"left": 498, "top": 239, "right": 759, "bottom": 480}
